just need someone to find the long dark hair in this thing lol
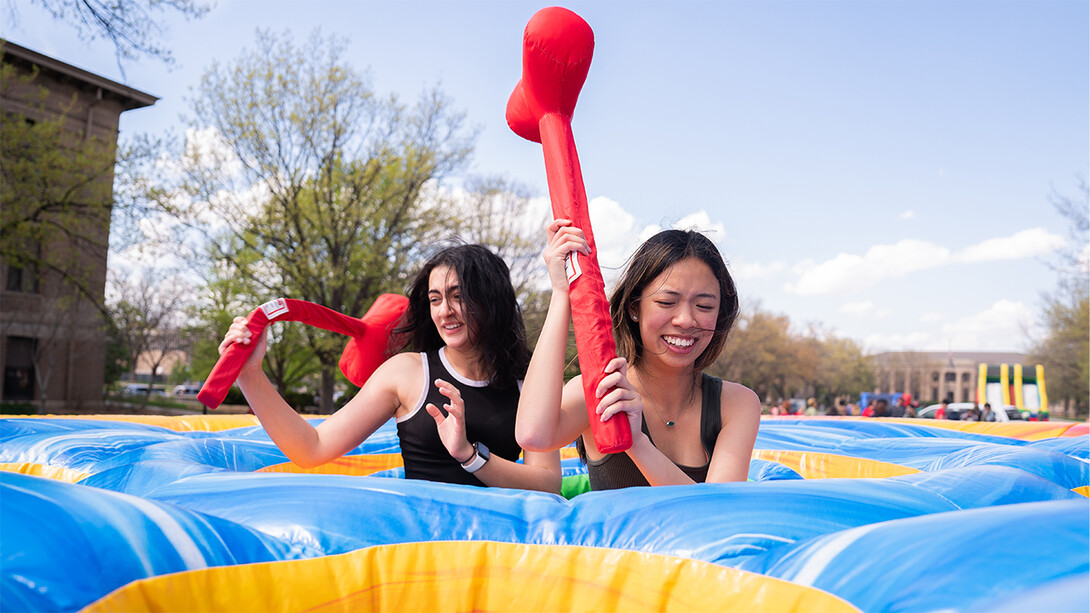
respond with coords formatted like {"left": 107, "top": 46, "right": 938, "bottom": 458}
{"left": 609, "top": 229, "right": 739, "bottom": 372}
{"left": 394, "top": 244, "right": 530, "bottom": 389}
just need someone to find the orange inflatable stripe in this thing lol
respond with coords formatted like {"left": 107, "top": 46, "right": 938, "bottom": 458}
{"left": 83, "top": 540, "right": 859, "bottom": 613}
{"left": 1061, "top": 423, "right": 1088, "bottom": 437}
{"left": 258, "top": 454, "right": 404, "bottom": 476}
{"left": 1073, "top": 486, "right": 1089, "bottom": 498}
{"left": 753, "top": 450, "right": 920, "bottom": 480}
{"left": 0, "top": 462, "right": 89, "bottom": 483}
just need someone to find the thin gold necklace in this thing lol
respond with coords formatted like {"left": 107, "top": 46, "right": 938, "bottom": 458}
{"left": 635, "top": 370, "right": 684, "bottom": 427}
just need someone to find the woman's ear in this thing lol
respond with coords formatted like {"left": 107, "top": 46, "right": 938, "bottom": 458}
{"left": 628, "top": 304, "right": 639, "bottom": 322}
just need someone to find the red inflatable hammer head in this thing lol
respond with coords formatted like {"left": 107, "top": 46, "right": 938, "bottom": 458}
{"left": 506, "top": 6, "right": 594, "bottom": 143}
{"left": 338, "top": 294, "right": 410, "bottom": 387}
{"left": 197, "top": 295, "right": 408, "bottom": 409}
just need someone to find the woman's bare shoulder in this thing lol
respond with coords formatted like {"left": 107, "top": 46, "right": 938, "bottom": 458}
{"left": 719, "top": 380, "right": 761, "bottom": 414}
{"left": 370, "top": 352, "right": 425, "bottom": 387}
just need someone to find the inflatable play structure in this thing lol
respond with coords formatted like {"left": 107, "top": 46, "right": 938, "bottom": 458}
{"left": 4, "top": 8, "right": 1086, "bottom": 612}
{"left": 1, "top": 415, "right": 1087, "bottom": 611}
{"left": 978, "top": 362, "right": 1048, "bottom": 418}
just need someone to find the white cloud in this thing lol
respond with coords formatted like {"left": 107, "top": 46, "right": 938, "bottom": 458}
{"left": 840, "top": 300, "right": 873, "bottom": 316}
{"left": 183, "top": 127, "right": 244, "bottom": 177}
{"left": 784, "top": 228, "right": 1065, "bottom": 296}
{"left": 786, "top": 239, "right": 950, "bottom": 296}
{"left": 863, "top": 300, "right": 1037, "bottom": 353}
{"left": 588, "top": 196, "right": 644, "bottom": 275}
{"left": 839, "top": 300, "right": 890, "bottom": 319}
{"left": 587, "top": 202, "right": 732, "bottom": 284}
{"left": 898, "top": 210, "right": 915, "bottom": 220}
{"left": 957, "top": 228, "right": 1065, "bottom": 262}
{"left": 918, "top": 311, "right": 945, "bottom": 324}
{"left": 731, "top": 259, "right": 787, "bottom": 281}
{"left": 937, "top": 300, "right": 1037, "bottom": 351}
{"left": 863, "top": 330, "right": 937, "bottom": 353}
{"left": 674, "top": 210, "right": 726, "bottom": 243}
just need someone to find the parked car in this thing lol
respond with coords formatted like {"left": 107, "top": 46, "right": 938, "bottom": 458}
{"left": 917, "top": 402, "right": 1023, "bottom": 422}
{"left": 173, "top": 384, "right": 203, "bottom": 399}
{"left": 122, "top": 384, "right": 166, "bottom": 397}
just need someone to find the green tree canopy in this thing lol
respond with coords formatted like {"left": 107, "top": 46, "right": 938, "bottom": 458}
{"left": 1029, "top": 178, "right": 1089, "bottom": 416}
{"left": 145, "top": 29, "right": 476, "bottom": 412}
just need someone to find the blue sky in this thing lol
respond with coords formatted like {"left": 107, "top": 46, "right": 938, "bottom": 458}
{"left": 5, "top": 0, "right": 1087, "bottom": 353}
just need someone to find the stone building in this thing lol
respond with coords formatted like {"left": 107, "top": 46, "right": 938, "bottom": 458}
{"left": 1, "top": 41, "right": 156, "bottom": 410}
{"left": 869, "top": 351, "right": 1030, "bottom": 405}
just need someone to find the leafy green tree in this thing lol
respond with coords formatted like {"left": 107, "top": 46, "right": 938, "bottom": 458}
{"left": 816, "top": 336, "right": 875, "bottom": 406}
{"left": 1029, "top": 177, "right": 1089, "bottom": 417}
{"left": 146, "top": 30, "right": 475, "bottom": 412}
{"left": 713, "top": 303, "right": 799, "bottom": 403}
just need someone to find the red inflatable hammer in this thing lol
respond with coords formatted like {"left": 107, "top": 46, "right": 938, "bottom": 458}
{"left": 197, "top": 295, "right": 408, "bottom": 409}
{"left": 506, "top": 7, "right": 631, "bottom": 454}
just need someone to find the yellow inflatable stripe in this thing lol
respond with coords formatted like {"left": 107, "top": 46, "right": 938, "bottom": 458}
{"left": 560, "top": 446, "right": 581, "bottom": 460}
{"left": 754, "top": 450, "right": 919, "bottom": 479}
{"left": 1073, "top": 486, "right": 1089, "bottom": 498}
{"left": 260, "top": 449, "right": 580, "bottom": 476}
{"left": 258, "top": 454, "right": 404, "bottom": 476}
{"left": 83, "top": 540, "right": 859, "bottom": 613}
{"left": 0, "top": 462, "right": 89, "bottom": 483}
{"left": 10, "top": 414, "right": 263, "bottom": 432}
{"left": 890, "top": 419, "right": 1075, "bottom": 441}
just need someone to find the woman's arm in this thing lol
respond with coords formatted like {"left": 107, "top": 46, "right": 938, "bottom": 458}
{"left": 593, "top": 357, "right": 699, "bottom": 486}
{"left": 705, "top": 382, "right": 761, "bottom": 483}
{"left": 516, "top": 220, "right": 594, "bottom": 452}
{"left": 473, "top": 448, "right": 562, "bottom": 494}
{"left": 223, "top": 317, "right": 405, "bottom": 468}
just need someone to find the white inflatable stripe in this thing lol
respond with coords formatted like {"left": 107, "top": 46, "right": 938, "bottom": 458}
{"left": 790, "top": 523, "right": 880, "bottom": 586}
{"left": 126, "top": 497, "right": 209, "bottom": 570}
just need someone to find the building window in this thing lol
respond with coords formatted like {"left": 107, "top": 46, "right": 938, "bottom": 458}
{"left": 961, "top": 373, "right": 971, "bottom": 382}
{"left": 3, "top": 336, "right": 36, "bottom": 401}
{"left": 932, "top": 372, "right": 939, "bottom": 382}
{"left": 932, "top": 387, "right": 939, "bottom": 400}
{"left": 5, "top": 263, "right": 39, "bottom": 293}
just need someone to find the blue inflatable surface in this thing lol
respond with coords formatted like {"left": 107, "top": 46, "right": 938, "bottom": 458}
{"left": 1, "top": 416, "right": 1086, "bottom": 612}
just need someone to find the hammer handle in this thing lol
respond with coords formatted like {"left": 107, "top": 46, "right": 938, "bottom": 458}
{"left": 539, "top": 114, "right": 631, "bottom": 454}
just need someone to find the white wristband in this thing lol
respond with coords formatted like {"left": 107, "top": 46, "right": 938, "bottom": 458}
{"left": 460, "top": 442, "right": 490, "bottom": 473}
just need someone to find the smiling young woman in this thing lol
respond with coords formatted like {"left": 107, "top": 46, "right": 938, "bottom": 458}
{"left": 516, "top": 223, "right": 760, "bottom": 489}
{"left": 220, "top": 244, "right": 560, "bottom": 493}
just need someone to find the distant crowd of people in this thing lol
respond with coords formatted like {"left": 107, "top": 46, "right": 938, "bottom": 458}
{"left": 765, "top": 396, "right": 1001, "bottom": 421}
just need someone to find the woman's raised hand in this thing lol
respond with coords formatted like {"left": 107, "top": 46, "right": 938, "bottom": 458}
{"left": 544, "top": 219, "right": 591, "bottom": 294}
{"left": 425, "top": 378, "right": 476, "bottom": 464}
{"left": 217, "top": 316, "right": 267, "bottom": 376}
{"left": 593, "top": 357, "right": 643, "bottom": 438}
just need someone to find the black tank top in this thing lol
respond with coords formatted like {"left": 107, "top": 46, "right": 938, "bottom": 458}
{"left": 577, "top": 374, "right": 722, "bottom": 489}
{"left": 396, "top": 348, "right": 522, "bottom": 487}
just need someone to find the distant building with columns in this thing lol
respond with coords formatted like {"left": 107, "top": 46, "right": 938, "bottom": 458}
{"left": 869, "top": 351, "right": 1029, "bottom": 404}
